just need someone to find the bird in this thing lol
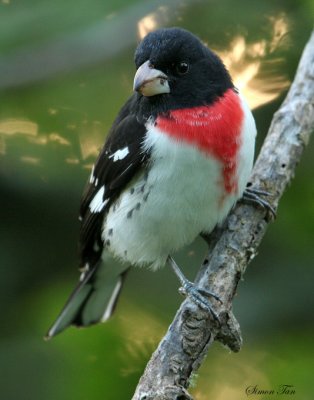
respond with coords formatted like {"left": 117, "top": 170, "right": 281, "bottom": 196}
{"left": 46, "top": 27, "right": 264, "bottom": 339}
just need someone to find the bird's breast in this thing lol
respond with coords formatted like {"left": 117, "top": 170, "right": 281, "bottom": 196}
{"left": 103, "top": 91, "right": 256, "bottom": 269}
{"left": 103, "top": 127, "right": 246, "bottom": 270}
{"left": 156, "top": 88, "right": 244, "bottom": 194}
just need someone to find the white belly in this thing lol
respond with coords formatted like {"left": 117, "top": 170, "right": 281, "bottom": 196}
{"left": 103, "top": 102, "right": 255, "bottom": 270}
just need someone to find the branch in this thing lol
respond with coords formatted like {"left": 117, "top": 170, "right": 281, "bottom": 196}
{"left": 132, "top": 30, "right": 314, "bottom": 400}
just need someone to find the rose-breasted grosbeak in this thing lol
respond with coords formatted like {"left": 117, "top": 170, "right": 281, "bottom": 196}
{"left": 46, "top": 27, "right": 258, "bottom": 339}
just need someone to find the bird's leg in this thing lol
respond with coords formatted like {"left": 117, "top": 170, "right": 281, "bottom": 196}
{"left": 167, "top": 255, "right": 221, "bottom": 321}
{"left": 242, "top": 187, "right": 276, "bottom": 219}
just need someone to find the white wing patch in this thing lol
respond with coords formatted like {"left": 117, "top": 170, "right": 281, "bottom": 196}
{"left": 89, "top": 186, "right": 109, "bottom": 213}
{"left": 89, "top": 165, "right": 96, "bottom": 184}
{"left": 89, "top": 165, "right": 99, "bottom": 186}
{"left": 109, "top": 146, "right": 129, "bottom": 162}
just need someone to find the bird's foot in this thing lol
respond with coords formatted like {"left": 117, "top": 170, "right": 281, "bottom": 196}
{"left": 242, "top": 187, "right": 276, "bottom": 219}
{"left": 178, "top": 280, "right": 222, "bottom": 322}
{"left": 167, "top": 256, "right": 221, "bottom": 322}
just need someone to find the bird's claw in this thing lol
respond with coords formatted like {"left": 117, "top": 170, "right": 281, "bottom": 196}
{"left": 197, "top": 288, "right": 223, "bottom": 303}
{"left": 242, "top": 187, "right": 276, "bottom": 219}
{"left": 179, "top": 280, "right": 221, "bottom": 322}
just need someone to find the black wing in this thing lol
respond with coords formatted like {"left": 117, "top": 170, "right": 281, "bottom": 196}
{"left": 78, "top": 94, "right": 149, "bottom": 268}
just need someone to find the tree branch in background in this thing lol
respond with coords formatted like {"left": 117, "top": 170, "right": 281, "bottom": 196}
{"left": 132, "top": 30, "right": 314, "bottom": 400}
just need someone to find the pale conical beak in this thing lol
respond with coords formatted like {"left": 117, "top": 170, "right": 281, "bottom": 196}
{"left": 133, "top": 60, "right": 170, "bottom": 97}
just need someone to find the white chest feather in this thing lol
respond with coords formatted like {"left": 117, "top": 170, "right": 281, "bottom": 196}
{"left": 103, "top": 96, "right": 256, "bottom": 269}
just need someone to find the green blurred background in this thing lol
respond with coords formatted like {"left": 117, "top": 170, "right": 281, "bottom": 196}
{"left": 1, "top": 0, "right": 313, "bottom": 399}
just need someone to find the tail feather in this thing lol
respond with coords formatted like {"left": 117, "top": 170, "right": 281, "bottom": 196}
{"left": 45, "top": 262, "right": 129, "bottom": 340}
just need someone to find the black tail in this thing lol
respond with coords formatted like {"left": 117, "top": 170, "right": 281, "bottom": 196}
{"left": 45, "top": 262, "right": 129, "bottom": 339}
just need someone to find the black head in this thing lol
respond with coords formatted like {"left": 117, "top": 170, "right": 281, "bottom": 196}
{"left": 133, "top": 27, "right": 234, "bottom": 119}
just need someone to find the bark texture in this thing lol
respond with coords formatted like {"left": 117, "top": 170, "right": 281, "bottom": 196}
{"left": 132, "top": 30, "right": 314, "bottom": 400}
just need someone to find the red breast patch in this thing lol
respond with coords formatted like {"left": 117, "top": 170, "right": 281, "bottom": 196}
{"left": 156, "top": 88, "right": 244, "bottom": 194}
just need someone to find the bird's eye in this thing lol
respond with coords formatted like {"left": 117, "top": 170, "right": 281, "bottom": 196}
{"left": 176, "top": 61, "right": 189, "bottom": 75}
